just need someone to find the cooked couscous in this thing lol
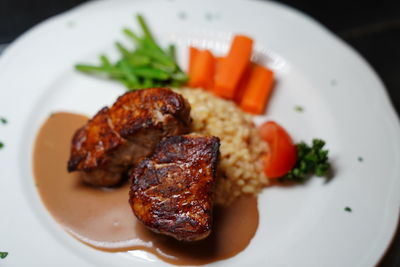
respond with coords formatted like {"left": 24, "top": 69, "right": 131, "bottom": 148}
{"left": 178, "top": 88, "right": 269, "bottom": 205}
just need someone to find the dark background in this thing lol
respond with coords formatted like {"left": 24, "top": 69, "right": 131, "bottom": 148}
{"left": 0, "top": 0, "right": 399, "bottom": 265}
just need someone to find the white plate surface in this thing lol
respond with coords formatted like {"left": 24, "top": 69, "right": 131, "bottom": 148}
{"left": 0, "top": 0, "right": 399, "bottom": 266}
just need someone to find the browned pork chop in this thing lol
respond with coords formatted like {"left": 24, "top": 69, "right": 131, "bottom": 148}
{"left": 129, "top": 134, "right": 220, "bottom": 241}
{"left": 67, "top": 88, "right": 192, "bottom": 186}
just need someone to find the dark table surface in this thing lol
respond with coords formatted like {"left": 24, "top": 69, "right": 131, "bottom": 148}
{"left": 1, "top": 0, "right": 399, "bottom": 266}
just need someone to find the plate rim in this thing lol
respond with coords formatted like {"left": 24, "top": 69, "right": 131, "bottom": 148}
{"left": 0, "top": 0, "right": 399, "bottom": 266}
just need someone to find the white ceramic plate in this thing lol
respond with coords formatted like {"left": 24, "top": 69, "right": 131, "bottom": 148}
{"left": 1, "top": 0, "right": 399, "bottom": 266}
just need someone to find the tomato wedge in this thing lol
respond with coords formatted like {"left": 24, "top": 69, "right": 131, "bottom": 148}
{"left": 259, "top": 121, "right": 297, "bottom": 178}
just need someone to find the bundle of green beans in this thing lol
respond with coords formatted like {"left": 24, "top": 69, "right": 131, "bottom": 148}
{"left": 75, "top": 15, "right": 188, "bottom": 90}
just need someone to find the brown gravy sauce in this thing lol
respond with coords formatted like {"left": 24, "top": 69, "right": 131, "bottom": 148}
{"left": 33, "top": 112, "right": 259, "bottom": 265}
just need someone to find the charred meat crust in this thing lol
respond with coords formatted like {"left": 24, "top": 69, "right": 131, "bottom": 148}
{"left": 67, "top": 88, "right": 192, "bottom": 186}
{"left": 110, "top": 88, "right": 191, "bottom": 138}
{"left": 67, "top": 107, "right": 125, "bottom": 172}
{"left": 129, "top": 134, "right": 220, "bottom": 241}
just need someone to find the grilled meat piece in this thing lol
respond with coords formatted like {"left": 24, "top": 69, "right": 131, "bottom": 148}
{"left": 67, "top": 88, "right": 192, "bottom": 186}
{"left": 129, "top": 134, "right": 220, "bottom": 241}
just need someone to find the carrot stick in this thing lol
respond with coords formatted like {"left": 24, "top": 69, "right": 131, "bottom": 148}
{"left": 188, "top": 49, "right": 216, "bottom": 89}
{"left": 239, "top": 64, "right": 274, "bottom": 114}
{"left": 233, "top": 64, "right": 252, "bottom": 104}
{"left": 206, "top": 57, "right": 224, "bottom": 90}
{"left": 215, "top": 57, "right": 224, "bottom": 70}
{"left": 213, "top": 35, "right": 253, "bottom": 99}
{"left": 188, "top": 47, "right": 200, "bottom": 76}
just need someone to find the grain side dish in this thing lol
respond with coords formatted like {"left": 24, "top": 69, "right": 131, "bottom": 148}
{"left": 178, "top": 88, "right": 269, "bottom": 205}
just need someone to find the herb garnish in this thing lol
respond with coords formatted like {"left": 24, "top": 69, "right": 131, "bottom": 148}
{"left": 294, "top": 105, "right": 304, "bottom": 113}
{"left": 358, "top": 156, "right": 363, "bottom": 162}
{"left": 75, "top": 14, "right": 188, "bottom": 90}
{"left": 0, "top": 252, "right": 8, "bottom": 259}
{"left": 280, "top": 139, "right": 330, "bottom": 182}
{"left": 344, "top": 207, "right": 352, "bottom": 212}
{"left": 0, "top": 142, "right": 4, "bottom": 149}
{"left": 0, "top": 117, "right": 6, "bottom": 124}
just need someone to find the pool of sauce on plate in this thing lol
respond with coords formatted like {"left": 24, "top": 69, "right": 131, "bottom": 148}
{"left": 33, "top": 112, "right": 259, "bottom": 265}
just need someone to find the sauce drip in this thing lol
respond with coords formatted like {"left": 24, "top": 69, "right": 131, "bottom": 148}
{"left": 33, "top": 112, "right": 259, "bottom": 265}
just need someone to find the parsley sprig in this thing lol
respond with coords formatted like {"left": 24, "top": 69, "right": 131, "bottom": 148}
{"left": 0, "top": 252, "right": 8, "bottom": 259}
{"left": 281, "top": 139, "right": 330, "bottom": 182}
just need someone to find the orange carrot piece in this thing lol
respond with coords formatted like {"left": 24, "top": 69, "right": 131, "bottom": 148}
{"left": 207, "top": 57, "right": 224, "bottom": 90}
{"left": 213, "top": 35, "right": 253, "bottom": 99}
{"left": 239, "top": 64, "right": 274, "bottom": 114}
{"left": 215, "top": 57, "right": 224, "bottom": 72}
{"left": 188, "top": 49, "right": 216, "bottom": 89}
{"left": 188, "top": 47, "right": 200, "bottom": 76}
{"left": 233, "top": 64, "right": 252, "bottom": 104}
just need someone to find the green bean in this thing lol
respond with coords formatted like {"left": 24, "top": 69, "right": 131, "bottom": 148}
{"left": 99, "top": 55, "right": 111, "bottom": 67}
{"left": 122, "top": 28, "right": 141, "bottom": 44}
{"left": 141, "top": 37, "right": 169, "bottom": 58}
{"left": 142, "top": 78, "right": 154, "bottom": 88}
{"left": 132, "top": 67, "right": 170, "bottom": 80}
{"left": 137, "top": 47, "right": 175, "bottom": 69}
{"left": 150, "top": 62, "right": 176, "bottom": 73}
{"left": 75, "top": 64, "right": 123, "bottom": 77}
{"left": 119, "top": 59, "right": 139, "bottom": 85}
{"left": 137, "top": 14, "right": 155, "bottom": 42}
{"left": 167, "top": 44, "right": 176, "bottom": 61}
{"left": 115, "top": 42, "right": 131, "bottom": 57}
{"left": 129, "top": 53, "right": 151, "bottom": 67}
{"left": 74, "top": 14, "right": 188, "bottom": 90}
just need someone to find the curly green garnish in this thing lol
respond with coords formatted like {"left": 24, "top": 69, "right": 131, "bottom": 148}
{"left": 281, "top": 139, "right": 330, "bottom": 182}
{"left": 0, "top": 252, "right": 8, "bottom": 259}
